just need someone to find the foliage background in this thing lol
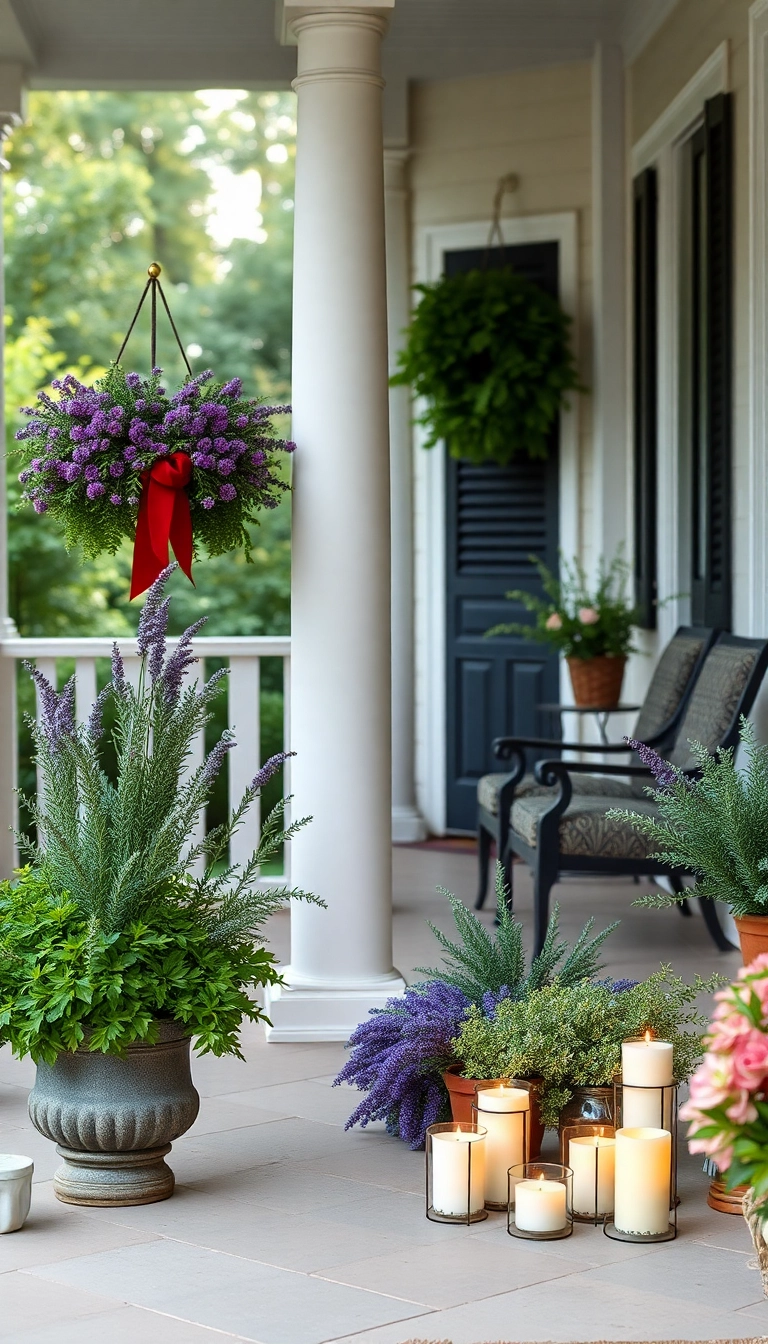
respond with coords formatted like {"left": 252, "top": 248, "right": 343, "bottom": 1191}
{"left": 4, "top": 89, "right": 296, "bottom": 843}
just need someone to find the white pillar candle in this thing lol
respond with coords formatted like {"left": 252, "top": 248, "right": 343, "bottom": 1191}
{"left": 569, "top": 1135, "right": 616, "bottom": 1217}
{"left": 431, "top": 1129, "right": 486, "bottom": 1218}
{"left": 475, "top": 1085, "right": 530, "bottom": 1206}
{"left": 514, "top": 1178, "right": 568, "bottom": 1233}
{"left": 614, "top": 1127, "right": 672, "bottom": 1236}
{"left": 621, "top": 1036, "right": 674, "bottom": 1129}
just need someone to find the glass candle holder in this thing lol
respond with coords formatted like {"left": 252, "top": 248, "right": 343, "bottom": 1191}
{"left": 604, "top": 1125, "right": 677, "bottom": 1244}
{"left": 507, "top": 1161, "right": 573, "bottom": 1241}
{"left": 472, "top": 1082, "right": 530, "bottom": 1210}
{"left": 613, "top": 1074, "right": 679, "bottom": 1212}
{"left": 561, "top": 1124, "right": 616, "bottom": 1224}
{"left": 425, "top": 1123, "right": 488, "bottom": 1225}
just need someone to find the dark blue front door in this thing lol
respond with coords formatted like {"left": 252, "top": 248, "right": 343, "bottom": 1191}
{"left": 445, "top": 242, "right": 561, "bottom": 831}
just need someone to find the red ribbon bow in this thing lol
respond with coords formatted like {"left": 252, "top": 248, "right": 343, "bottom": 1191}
{"left": 130, "top": 452, "right": 194, "bottom": 600}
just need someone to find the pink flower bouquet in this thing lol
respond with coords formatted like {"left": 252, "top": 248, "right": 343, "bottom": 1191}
{"left": 681, "top": 953, "right": 768, "bottom": 1205}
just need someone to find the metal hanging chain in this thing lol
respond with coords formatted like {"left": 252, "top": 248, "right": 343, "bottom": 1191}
{"left": 483, "top": 173, "right": 520, "bottom": 268}
{"left": 115, "top": 262, "right": 193, "bottom": 376}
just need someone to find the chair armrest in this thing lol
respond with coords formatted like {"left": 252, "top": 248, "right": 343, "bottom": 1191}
{"left": 492, "top": 735, "right": 633, "bottom": 763}
{"left": 533, "top": 759, "right": 655, "bottom": 780}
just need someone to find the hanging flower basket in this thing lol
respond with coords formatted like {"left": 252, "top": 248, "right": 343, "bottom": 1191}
{"left": 14, "top": 264, "right": 295, "bottom": 598}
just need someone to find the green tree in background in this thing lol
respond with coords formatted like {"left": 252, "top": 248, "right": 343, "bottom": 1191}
{"left": 4, "top": 87, "right": 295, "bottom": 639}
{"left": 5, "top": 89, "right": 295, "bottom": 843}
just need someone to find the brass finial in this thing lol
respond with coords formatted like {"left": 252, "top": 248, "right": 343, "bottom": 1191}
{"left": 147, "top": 262, "right": 161, "bottom": 279}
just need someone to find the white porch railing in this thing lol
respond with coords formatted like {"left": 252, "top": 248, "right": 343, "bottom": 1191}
{"left": 0, "top": 636, "right": 291, "bottom": 886}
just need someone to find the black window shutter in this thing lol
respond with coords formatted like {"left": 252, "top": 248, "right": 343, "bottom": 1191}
{"left": 691, "top": 91, "right": 733, "bottom": 629}
{"left": 633, "top": 167, "right": 658, "bottom": 629}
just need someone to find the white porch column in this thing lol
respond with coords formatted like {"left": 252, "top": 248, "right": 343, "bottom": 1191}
{"left": 591, "top": 43, "right": 628, "bottom": 568}
{"left": 385, "top": 148, "right": 425, "bottom": 844}
{"left": 0, "top": 65, "right": 24, "bottom": 878}
{"left": 266, "top": 1, "right": 405, "bottom": 1041}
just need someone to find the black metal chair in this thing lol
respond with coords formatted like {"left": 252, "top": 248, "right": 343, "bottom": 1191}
{"left": 495, "top": 633, "right": 768, "bottom": 955}
{"left": 475, "top": 626, "right": 717, "bottom": 909}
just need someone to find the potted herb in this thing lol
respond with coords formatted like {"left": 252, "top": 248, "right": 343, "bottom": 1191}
{"left": 391, "top": 267, "right": 581, "bottom": 465}
{"left": 614, "top": 723, "right": 768, "bottom": 964}
{"left": 334, "top": 866, "right": 615, "bottom": 1151}
{"left": 487, "top": 551, "right": 639, "bottom": 708}
{"left": 0, "top": 564, "right": 321, "bottom": 1207}
{"left": 453, "top": 970, "right": 716, "bottom": 1133}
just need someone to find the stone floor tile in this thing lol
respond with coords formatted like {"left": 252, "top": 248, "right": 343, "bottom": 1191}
{"left": 569, "top": 1238, "right": 763, "bottom": 1313}
{"left": 2, "top": 1304, "right": 254, "bottom": 1344}
{"left": 191, "top": 1044, "right": 347, "bottom": 1098}
{"left": 223, "top": 1079, "right": 359, "bottom": 1127}
{"left": 301, "top": 1137, "right": 425, "bottom": 1196}
{"left": 0, "top": 1271, "right": 118, "bottom": 1339}
{"left": 182, "top": 1095, "right": 292, "bottom": 1138}
{"left": 0, "top": 1049, "right": 36, "bottom": 1089}
{"left": 27, "top": 1239, "right": 430, "bottom": 1344}
{"left": 79, "top": 1184, "right": 433, "bottom": 1272}
{"left": 0, "top": 1123, "right": 61, "bottom": 1183}
{"left": 187, "top": 1162, "right": 389, "bottom": 1213}
{"left": 326, "top": 1277, "right": 762, "bottom": 1343}
{"left": 0, "top": 1182, "right": 158, "bottom": 1271}
{"left": 0, "top": 1082, "right": 33, "bottom": 1127}
{"left": 315, "top": 1236, "right": 586, "bottom": 1309}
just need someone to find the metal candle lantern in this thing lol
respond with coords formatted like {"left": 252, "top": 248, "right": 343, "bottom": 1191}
{"left": 507, "top": 1161, "right": 573, "bottom": 1241}
{"left": 425, "top": 1123, "right": 488, "bottom": 1225}
{"left": 561, "top": 1124, "right": 616, "bottom": 1224}
{"left": 602, "top": 1072, "right": 679, "bottom": 1243}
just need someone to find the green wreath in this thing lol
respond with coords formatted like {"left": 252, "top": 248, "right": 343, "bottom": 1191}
{"left": 391, "top": 267, "right": 582, "bottom": 465}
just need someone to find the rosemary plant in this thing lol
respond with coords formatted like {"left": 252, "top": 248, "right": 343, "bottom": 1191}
{"left": 0, "top": 564, "right": 322, "bottom": 1062}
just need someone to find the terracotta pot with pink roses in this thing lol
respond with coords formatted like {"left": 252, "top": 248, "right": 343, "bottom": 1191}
{"left": 486, "top": 550, "right": 638, "bottom": 709}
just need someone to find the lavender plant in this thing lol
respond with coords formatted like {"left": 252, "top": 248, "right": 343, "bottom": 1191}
{"left": 14, "top": 364, "right": 293, "bottom": 561}
{"left": 0, "top": 564, "right": 322, "bottom": 1062}
{"left": 334, "top": 866, "right": 617, "bottom": 1148}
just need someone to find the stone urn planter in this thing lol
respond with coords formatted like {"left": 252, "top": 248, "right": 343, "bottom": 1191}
{"left": 28, "top": 1020, "right": 199, "bottom": 1207}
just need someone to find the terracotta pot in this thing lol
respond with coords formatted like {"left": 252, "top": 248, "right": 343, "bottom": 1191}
{"left": 735, "top": 915, "right": 768, "bottom": 966}
{"left": 442, "top": 1066, "right": 545, "bottom": 1158}
{"left": 566, "top": 655, "right": 626, "bottom": 709}
{"left": 708, "top": 1173, "right": 750, "bottom": 1215}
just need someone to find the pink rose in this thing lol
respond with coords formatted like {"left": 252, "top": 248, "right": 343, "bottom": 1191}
{"left": 731, "top": 1029, "right": 768, "bottom": 1090}
{"left": 725, "top": 1092, "right": 758, "bottom": 1125}
{"left": 578, "top": 606, "right": 599, "bottom": 625}
{"left": 545, "top": 612, "right": 563, "bottom": 631}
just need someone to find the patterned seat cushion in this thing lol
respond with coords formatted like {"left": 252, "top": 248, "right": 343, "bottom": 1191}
{"left": 477, "top": 771, "right": 636, "bottom": 816}
{"left": 666, "top": 642, "right": 759, "bottom": 771}
{"left": 510, "top": 794, "right": 660, "bottom": 859}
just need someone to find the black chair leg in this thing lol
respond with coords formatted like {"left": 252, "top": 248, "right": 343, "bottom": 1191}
{"left": 677, "top": 899, "right": 692, "bottom": 918}
{"left": 533, "top": 864, "right": 555, "bottom": 957}
{"left": 698, "top": 897, "right": 739, "bottom": 952}
{"left": 475, "top": 825, "right": 492, "bottom": 910}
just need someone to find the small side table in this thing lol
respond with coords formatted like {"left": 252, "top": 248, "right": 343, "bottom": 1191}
{"left": 537, "top": 703, "right": 640, "bottom": 748}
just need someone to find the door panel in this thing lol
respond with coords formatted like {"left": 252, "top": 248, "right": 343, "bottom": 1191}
{"left": 445, "top": 243, "right": 561, "bottom": 831}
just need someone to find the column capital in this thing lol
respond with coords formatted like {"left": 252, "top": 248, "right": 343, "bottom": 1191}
{"left": 276, "top": 0, "right": 394, "bottom": 46}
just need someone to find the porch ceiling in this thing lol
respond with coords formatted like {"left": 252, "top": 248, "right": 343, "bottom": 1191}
{"left": 1, "top": 0, "right": 679, "bottom": 92}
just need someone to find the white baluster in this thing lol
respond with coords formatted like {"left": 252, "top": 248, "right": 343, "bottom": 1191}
{"left": 74, "top": 658, "right": 97, "bottom": 725}
{"left": 228, "top": 656, "right": 261, "bottom": 874}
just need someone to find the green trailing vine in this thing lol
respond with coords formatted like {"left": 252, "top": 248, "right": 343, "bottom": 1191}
{"left": 391, "top": 266, "right": 582, "bottom": 465}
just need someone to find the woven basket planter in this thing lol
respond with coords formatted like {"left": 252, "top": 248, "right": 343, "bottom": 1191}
{"left": 566, "top": 655, "right": 626, "bottom": 709}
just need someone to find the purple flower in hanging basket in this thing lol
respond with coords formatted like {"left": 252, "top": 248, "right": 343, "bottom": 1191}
{"left": 123, "top": 446, "right": 137, "bottom": 461}
{"left": 128, "top": 494, "right": 139, "bottom": 506}
{"left": 84, "top": 464, "right": 100, "bottom": 482}
{"left": 219, "top": 483, "right": 237, "bottom": 502}
{"left": 125, "top": 372, "right": 141, "bottom": 391}
{"left": 72, "top": 446, "right": 92, "bottom": 464}
{"left": 109, "top": 494, "right": 123, "bottom": 506}
{"left": 221, "top": 378, "right": 242, "bottom": 399}
{"left": 284, "top": 440, "right": 297, "bottom": 453}
{"left": 201, "top": 496, "right": 215, "bottom": 510}
{"left": 109, "top": 461, "right": 125, "bottom": 478}
{"left": 251, "top": 450, "right": 266, "bottom": 466}
{"left": 217, "top": 459, "right": 235, "bottom": 476}
{"left": 86, "top": 482, "right": 106, "bottom": 499}
{"left": 235, "top": 415, "right": 249, "bottom": 429}
{"left": 213, "top": 436, "right": 228, "bottom": 453}
{"left": 33, "top": 499, "right": 48, "bottom": 513}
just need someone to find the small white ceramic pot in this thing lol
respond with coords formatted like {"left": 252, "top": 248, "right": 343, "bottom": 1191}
{"left": 0, "top": 1154, "right": 34, "bottom": 1232}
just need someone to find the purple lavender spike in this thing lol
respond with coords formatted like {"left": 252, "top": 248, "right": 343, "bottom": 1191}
{"left": 160, "top": 616, "right": 208, "bottom": 703}
{"left": 625, "top": 737, "right": 678, "bottom": 788}
{"left": 87, "top": 685, "right": 111, "bottom": 741}
{"left": 250, "top": 752, "right": 296, "bottom": 791}
{"left": 111, "top": 643, "right": 129, "bottom": 698}
{"left": 203, "top": 737, "right": 236, "bottom": 784}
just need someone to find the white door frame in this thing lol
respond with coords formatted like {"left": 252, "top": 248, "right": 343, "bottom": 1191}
{"left": 631, "top": 42, "right": 729, "bottom": 647}
{"left": 413, "top": 213, "right": 579, "bottom": 836}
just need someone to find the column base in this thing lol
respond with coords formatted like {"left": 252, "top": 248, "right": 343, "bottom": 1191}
{"left": 392, "top": 804, "right": 427, "bottom": 843}
{"left": 264, "top": 969, "right": 407, "bottom": 1042}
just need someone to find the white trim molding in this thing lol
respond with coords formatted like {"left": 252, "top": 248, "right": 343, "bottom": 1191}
{"left": 631, "top": 45, "right": 728, "bottom": 647}
{"left": 749, "top": 1, "right": 768, "bottom": 636}
{"left": 413, "top": 213, "right": 579, "bottom": 835}
{"left": 632, "top": 42, "right": 729, "bottom": 175}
